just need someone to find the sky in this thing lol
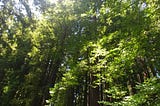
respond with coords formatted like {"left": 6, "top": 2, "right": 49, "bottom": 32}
{"left": 0, "top": 0, "right": 57, "bottom": 17}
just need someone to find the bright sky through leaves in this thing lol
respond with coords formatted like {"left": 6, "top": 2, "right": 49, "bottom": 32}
{"left": 49, "top": 0, "right": 59, "bottom": 4}
{"left": 0, "top": 0, "right": 160, "bottom": 106}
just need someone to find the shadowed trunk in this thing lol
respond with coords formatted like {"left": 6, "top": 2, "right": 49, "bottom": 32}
{"left": 88, "top": 74, "right": 100, "bottom": 106}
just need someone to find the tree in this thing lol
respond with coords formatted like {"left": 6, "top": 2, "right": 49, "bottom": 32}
{"left": 0, "top": 0, "right": 160, "bottom": 106}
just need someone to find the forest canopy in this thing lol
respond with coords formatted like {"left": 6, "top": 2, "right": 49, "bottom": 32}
{"left": 0, "top": 0, "right": 160, "bottom": 106}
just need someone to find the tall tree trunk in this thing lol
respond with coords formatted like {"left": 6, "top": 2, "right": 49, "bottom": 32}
{"left": 40, "top": 22, "right": 68, "bottom": 105}
{"left": 66, "top": 87, "right": 74, "bottom": 106}
{"left": 148, "top": 64, "right": 156, "bottom": 77}
{"left": 88, "top": 74, "right": 100, "bottom": 106}
{"left": 84, "top": 71, "right": 88, "bottom": 106}
{"left": 100, "top": 71, "right": 103, "bottom": 106}
{"left": 0, "top": 70, "right": 4, "bottom": 97}
{"left": 127, "top": 76, "right": 136, "bottom": 95}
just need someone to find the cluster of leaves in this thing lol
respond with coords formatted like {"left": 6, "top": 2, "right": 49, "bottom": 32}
{"left": 100, "top": 77, "right": 160, "bottom": 106}
{"left": 47, "top": 0, "right": 160, "bottom": 105}
{"left": 122, "top": 77, "right": 160, "bottom": 106}
{"left": 0, "top": 0, "right": 160, "bottom": 106}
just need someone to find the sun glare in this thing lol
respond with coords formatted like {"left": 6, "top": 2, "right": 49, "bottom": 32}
{"left": 49, "top": 0, "right": 59, "bottom": 4}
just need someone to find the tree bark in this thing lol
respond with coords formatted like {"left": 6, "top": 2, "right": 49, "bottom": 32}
{"left": 66, "top": 87, "right": 74, "bottom": 106}
{"left": 84, "top": 71, "right": 88, "bottom": 106}
{"left": 88, "top": 74, "right": 100, "bottom": 106}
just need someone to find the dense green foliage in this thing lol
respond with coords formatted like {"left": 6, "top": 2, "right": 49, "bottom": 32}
{"left": 0, "top": 0, "right": 160, "bottom": 106}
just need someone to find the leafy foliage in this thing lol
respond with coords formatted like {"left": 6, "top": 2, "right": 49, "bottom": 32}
{"left": 99, "top": 78, "right": 160, "bottom": 106}
{"left": 0, "top": 0, "right": 160, "bottom": 106}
